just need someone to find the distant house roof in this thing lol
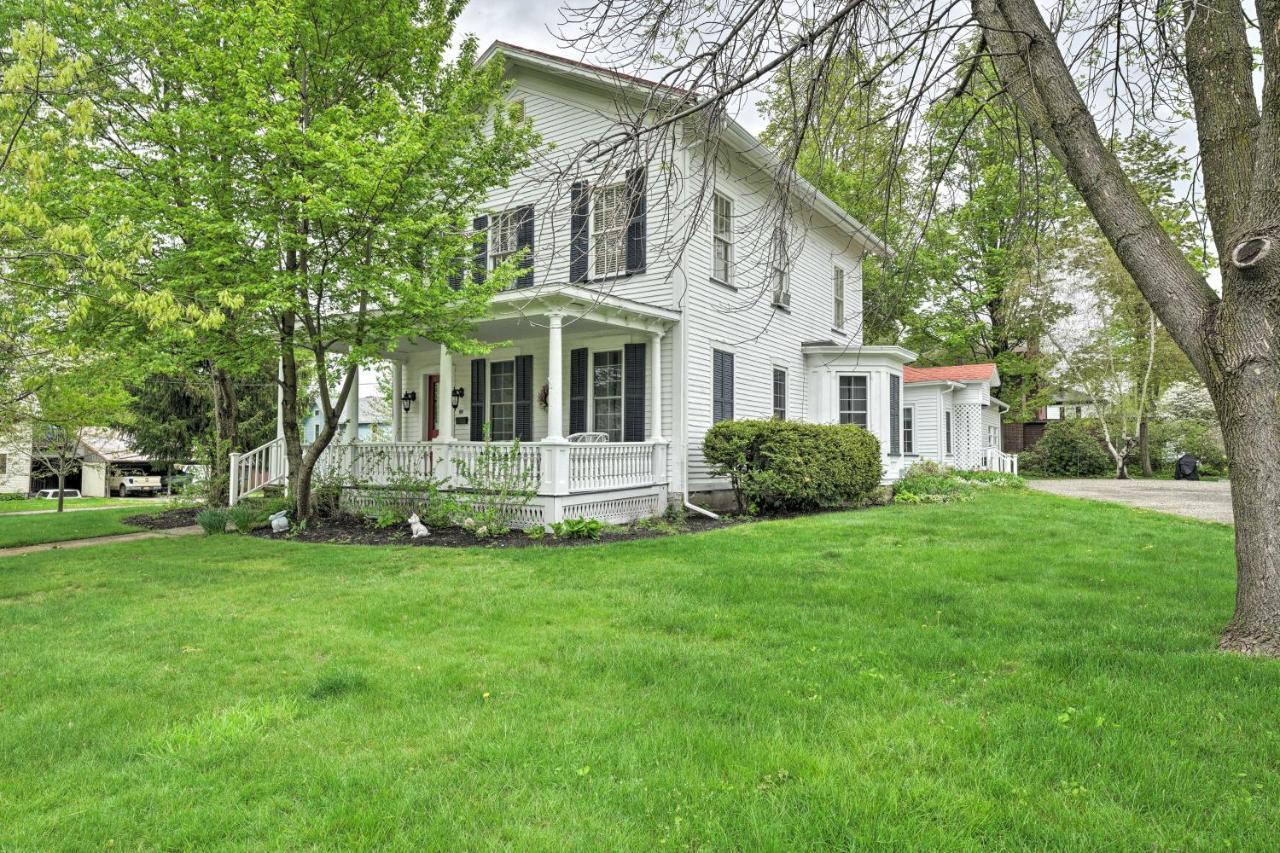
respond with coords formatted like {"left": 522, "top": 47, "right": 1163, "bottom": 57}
{"left": 78, "top": 428, "right": 151, "bottom": 463}
{"left": 904, "top": 363, "right": 999, "bottom": 385}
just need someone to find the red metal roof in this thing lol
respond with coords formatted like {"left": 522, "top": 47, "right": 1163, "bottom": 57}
{"left": 903, "top": 363, "right": 998, "bottom": 384}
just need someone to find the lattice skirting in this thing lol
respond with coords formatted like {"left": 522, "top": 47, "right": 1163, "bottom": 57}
{"left": 340, "top": 485, "right": 668, "bottom": 528}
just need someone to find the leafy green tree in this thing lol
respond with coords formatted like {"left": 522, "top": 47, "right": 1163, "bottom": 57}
{"left": 64, "top": 0, "right": 535, "bottom": 517}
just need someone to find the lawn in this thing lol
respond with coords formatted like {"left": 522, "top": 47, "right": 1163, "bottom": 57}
{"left": 0, "top": 507, "right": 150, "bottom": 548}
{"left": 1, "top": 491, "right": 1276, "bottom": 848}
{"left": 0, "top": 496, "right": 155, "bottom": 514}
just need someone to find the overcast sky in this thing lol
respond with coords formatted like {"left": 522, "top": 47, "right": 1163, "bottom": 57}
{"left": 455, "top": 0, "right": 770, "bottom": 133}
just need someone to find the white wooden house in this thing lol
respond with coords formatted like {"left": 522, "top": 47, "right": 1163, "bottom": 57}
{"left": 902, "top": 364, "right": 1015, "bottom": 473}
{"left": 229, "top": 42, "right": 1014, "bottom": 522}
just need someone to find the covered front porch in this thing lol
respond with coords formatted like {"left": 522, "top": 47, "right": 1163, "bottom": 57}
{"left": 232, "top": 286, "right": 681, "bottom": 526}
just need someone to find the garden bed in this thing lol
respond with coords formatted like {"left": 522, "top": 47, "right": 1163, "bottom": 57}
{"left": 247, "top": 512, "right": 732, "bottom": 548}
{"left": 123, "top": 507, "right": 202, "bottom": 530}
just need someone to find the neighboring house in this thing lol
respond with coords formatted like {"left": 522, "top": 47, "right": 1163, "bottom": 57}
{"left": 230, "top": 42, "right": 1014, "bottom": 519}
{"left": 0, "top": 428, "right": 33, "bottom": 496}
{"left": 902, "top": 364, "right": 1013, "bottom": 472}
{"left": 1003, "top": 389, "right": 1099, "bottom": 453}
{"left": 301, "top": 396, "right": 392, "bottom": 443}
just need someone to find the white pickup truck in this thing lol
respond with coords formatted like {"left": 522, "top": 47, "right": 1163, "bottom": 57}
{"left": 109, "top": 469, "right": 163, "bottom": 497}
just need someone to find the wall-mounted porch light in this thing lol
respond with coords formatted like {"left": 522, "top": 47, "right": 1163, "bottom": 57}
{"left": 451, "top": 387, "right": 465, "bottom": 411}
{"left": 400, "top": 390, "right": 417, "bottom": 413}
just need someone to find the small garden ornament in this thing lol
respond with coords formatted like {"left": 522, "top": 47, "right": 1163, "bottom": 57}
{"left": 407, "top": 513, "right": 430, "bottom": 539}
{"left": 269, "top": 509, "right": 290, "bottom": 533}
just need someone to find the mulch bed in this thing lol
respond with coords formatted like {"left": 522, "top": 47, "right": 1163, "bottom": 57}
{"left": 123, "top": 507, "right": 202, "bottom": 530}
{"left": 247, "top": 512, "right": 733, "bottom": 548}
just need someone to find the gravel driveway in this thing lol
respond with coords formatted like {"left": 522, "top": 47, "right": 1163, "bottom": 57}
{"left": 1027, "top": 478, "right": 1234, "bottom": 524}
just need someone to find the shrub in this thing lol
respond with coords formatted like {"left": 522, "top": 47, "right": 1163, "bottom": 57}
{"left": 551, "top": 517, "right": 604, "bottom": 540}
{"left": 1019, "top": 419, "right": 1112, "bottom": 477}
{"left": 0, "top": 492, "right": 26, "bottom": 502}
{"left": 892, "top": 460, "right": 1025, "bottom": 505}
{"left": 196, "top": 508, "right": 229, "bottom": 535}
{"left": 452, "top": 434, "right": 538, "bottom": 537}
{"left": 703, "top": 419, "right": 881, "bottom": 513}
{"left": 227, "top": 504, "right": 262, "bottom": 533}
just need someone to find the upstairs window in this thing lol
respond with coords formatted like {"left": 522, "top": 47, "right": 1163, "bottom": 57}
{"left": 838, "top": 375, "right": 868, "bottom": 428}
{"left": 490, "top": 211, "right": 520, "bottom": 270}
{"left": 772, "top": 368, "right": 787, "bottom": 419}
{"left": 833, "top": 267, "right": 846, "bottom": 329}
{"left": 593, "top": 182, "right": 628, "bottom": 278}
{"left": 771, "top": 230, "right": 791, "bottom": 309}
{"left": 712, "top": 193, "right": 733, "bottom": 284}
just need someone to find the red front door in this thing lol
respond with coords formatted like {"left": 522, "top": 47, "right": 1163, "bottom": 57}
{"left": 426, "top": 374, "right": 440, "bottom": 440}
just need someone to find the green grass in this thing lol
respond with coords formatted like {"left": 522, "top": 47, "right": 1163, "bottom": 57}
{"left": 1, "top": 491, "right": 1276, "bottom": 848}
{"left": 0, "top": 507, "right": 149, "bottom": 548}
{"left": 0, "top": 496, "right": 157, "bottom": 514}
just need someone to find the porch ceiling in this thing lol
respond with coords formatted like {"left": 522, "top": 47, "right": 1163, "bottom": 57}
{"left": 390, "top": 283, "right": 680, "bottom": 354}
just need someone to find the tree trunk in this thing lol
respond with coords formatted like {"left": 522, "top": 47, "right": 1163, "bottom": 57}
{"left": 1214, "top": 352, "right": 1280, "bottom": 655}
{"left": 1139, "top": 417, "right": 1154, "bottom": 477}
{"left": 209, "top": 367, "right": 240, "bottom": 506}
{"left": 56, "top": 471, "right": 65, "bottom": 513}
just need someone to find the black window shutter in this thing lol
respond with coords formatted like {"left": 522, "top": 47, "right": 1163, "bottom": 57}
{"left": 625, "top": 167, "right": 647, "bottom": 274}
{"left": 514, "top": 354, "right": 534, "bottom": 441}
{"left": 470, "top": 359, "right": 486, "bottom": 441}
{"left": 472, "top": 215, "right": 488, "bottom": 285}
{"left": 570, "top": 181, "right": 589, "bottom": 283}
{"left": 623, "top": 342, "right": 646, "bottom": 441}
{"left": 889, "top": 375, "right": 901, "bottom": 455}
{"left": 447, "top": 253, "right": 463, "bottom": 290}
{"left": 569, "top": 347, "right": 588, "bottom": 434}
{"left": 516, "top": 205, "right": 534, "bottom": 288}
{"left": 712, "top": 350, "right": 734, "bottom": 423}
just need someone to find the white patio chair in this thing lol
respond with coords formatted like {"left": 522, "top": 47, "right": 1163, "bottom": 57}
{"left": 567, "top": 431, "right": 610, "bottom": 443}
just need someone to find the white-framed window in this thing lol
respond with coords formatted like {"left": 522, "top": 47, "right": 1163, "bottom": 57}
{"left": 772, "top": 368, "right": 787, "bottom": 420}
{"left": 771, "top": 228, "right": 790, "bottom": 309}
{"left": 987, "top": 424, "right": 999, "bottom": 447}
{"left": 945, "top": 410, "right": 953, "bottom": 454}
{"left": 489, "top": 210, "right": 520, "bottom": 269}
{"left": 592, "top": 350, "right": 623, "bottom": 441}
{"left": 592, "top": 182, "right": 628, "bottom": 278}
{"left": 903, "top": 407, "right": 914, "bottom": 454}
{"left": 712, "top": 193, "right": 733, "bottom": 284}
{"left": 838, "top": 375, "right": 868, "bottom": 428}
{"left": 490, "top": 360, "right": 516, "bottom": 440}
{"left": 833, "top": 266, "right": 845, "bottom": 329}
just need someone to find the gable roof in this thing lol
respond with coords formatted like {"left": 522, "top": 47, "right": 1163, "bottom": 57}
{"left": 903, "top": 363, "right": 999, "bottom": 385}
{"left": 478, "top": 41, "right": 892, "bottom": 258}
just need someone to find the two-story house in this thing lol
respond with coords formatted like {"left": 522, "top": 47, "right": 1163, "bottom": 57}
{"left": 229, "top": 42, "right": 1014, "bottom": 521}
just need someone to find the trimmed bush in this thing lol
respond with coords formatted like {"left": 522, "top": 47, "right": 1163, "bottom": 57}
{"left": 1019, "top": 419, "right": 1112, "bottom": 477}
{"left": 703, "top": 420, "right": 881, "bottom": 512}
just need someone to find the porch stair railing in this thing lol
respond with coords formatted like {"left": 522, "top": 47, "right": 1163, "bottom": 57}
{"left": 229, "top": 436, "right": 288, "bottom": 506}
{"left": 982, "top": 447, "right": 1019, "bottom": 476}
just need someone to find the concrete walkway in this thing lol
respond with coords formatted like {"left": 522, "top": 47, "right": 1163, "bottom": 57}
{"left": 0, "top": 525, "right": 202, "bottom": 558}
{"left": 1027, "top": 478, "right": 1234, "bottom": 524}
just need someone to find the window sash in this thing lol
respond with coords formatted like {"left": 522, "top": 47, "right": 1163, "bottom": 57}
{"left": 772, "top": 368, "right": 786, "bottom": 420}
{"left": 592, "top": 350, "right": 623, "bottom": 441}
{"left": 945, "top": 411, "right": 953, "bottom": 454}
{"left": 592, "top": 183, "right": 627, "bottom": 278}
{"left": 833, "top": 268, "right": 845, "bottom": 328}
{"left": 838, "top": 375, "right": 868, "bottom": 428}
{"left": 903, "top": 407, "right": 914, "bottom": 454}
{"left": 713, "top": 194, "right": 733, "bottom": 283}
{"left": 490, "top": 211, "right": 520, "bottom": 267}
{"left": 490, "top": 361, "right": 516, "bottom": 440}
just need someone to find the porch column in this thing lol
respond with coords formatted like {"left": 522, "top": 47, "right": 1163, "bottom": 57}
{"left": 545, "top": 312, "right": 566, "bottom": 442}
{"left": 345, "top": 370, "right": 360, "bottom": 443}
{"left": 276, "top": 357, "right": 285, "bottom": 440}
{"left": 390, "top": 361, "right": 403, "bottom": 442}
{"left": 438, "top": 343, "right": 454, "bottom": 442}
{"left": 649, "top": 330, "right": 663, "bottom": 441}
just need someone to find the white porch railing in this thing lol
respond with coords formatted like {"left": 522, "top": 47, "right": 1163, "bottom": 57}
{"left": 982, "top": 447, "right": 1019, "bottom": 475}
{"left": 229, "top": 436, "right": 287, "bottom": 505}
{"left": 232, "top": 438, "right": 668, "bottom": 505}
